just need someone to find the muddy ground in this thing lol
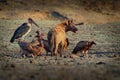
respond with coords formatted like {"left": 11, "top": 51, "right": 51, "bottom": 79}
{"left": 0, "top": 19, "right": 120, "bottom": 80}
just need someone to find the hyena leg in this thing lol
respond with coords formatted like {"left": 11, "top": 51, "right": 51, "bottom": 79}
{"left": 54, "top": 43, "right": 59, "bottom": 56}
{"left": 50, "top": 42, "right": 54, "bottom": 56}
{"left": 58, "top": 44, "right": 62, "bottom": 57}
{"left": 59, "top": 42, "right": 64, "bottom": 57}
{"left": 50, "top": 47, "right": 54, "bottom": 56}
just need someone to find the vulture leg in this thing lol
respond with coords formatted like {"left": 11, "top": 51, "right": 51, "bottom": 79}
{"left": 85, "top": 50, "right": 89, "bottom": 58}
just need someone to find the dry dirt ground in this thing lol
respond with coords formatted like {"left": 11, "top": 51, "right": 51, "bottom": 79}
{"left": 0, "top": 0, "right": 120, "bottom": 80}
{"left": 0, "top": 19, "right": 120, "bottom": 80}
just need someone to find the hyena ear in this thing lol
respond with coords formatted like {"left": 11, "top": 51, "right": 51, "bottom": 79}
{"left": 63, "top": 20, "right": 69, "bottom": 26}
{"left": 68, "top": 19, "right": 72, "bottom": 24}
{"left": 68, "top": 19, "right": 73, "bottom": 24}
{"left": 63, "top": 19, "right": 72, "bottom": 26}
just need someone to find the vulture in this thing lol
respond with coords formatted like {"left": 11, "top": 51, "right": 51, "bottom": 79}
{"left": 18, "top": 31, "right": 44, "bottom": 57}
{"left": 72, "top": 41, "right": 96, "bottom": 56}
{"left": 10, "top": 18, "right": 39, "bottom": 43}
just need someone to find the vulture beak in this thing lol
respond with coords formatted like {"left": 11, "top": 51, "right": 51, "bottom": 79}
{"left": 91, "top": 41, "right": 96, "bottom": 45}
{"left": 28, "top": 18, "right": 40, "bottom": 27}
{"left": 94, "top": 43, "right": 96, "bottom": 45}
{"left": 93, "top": 41, "right": 96, "bottom": 45}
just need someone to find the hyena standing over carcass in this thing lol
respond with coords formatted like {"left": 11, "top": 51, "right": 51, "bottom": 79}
{"left": 35, "top": 31, "right": 70, "bottom": 56}
{"left": 47, "top": 20, "right": 83, "bottom": 57}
